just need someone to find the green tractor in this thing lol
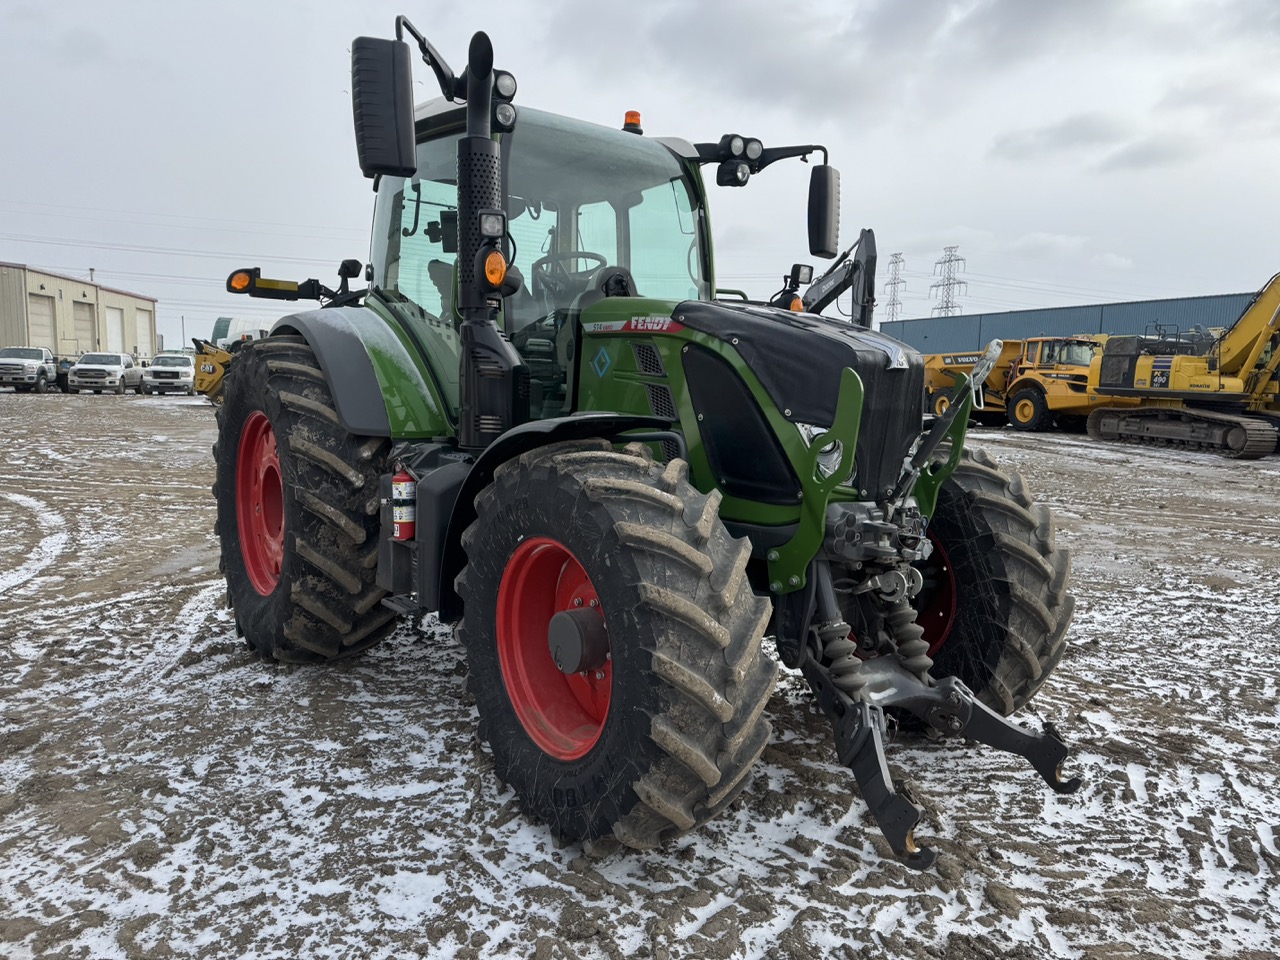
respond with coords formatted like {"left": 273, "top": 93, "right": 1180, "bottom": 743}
{"left": 214, "top": 18, "right": 1078, "bottom": 869}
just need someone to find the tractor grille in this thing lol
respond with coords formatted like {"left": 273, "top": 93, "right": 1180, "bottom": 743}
{"left": 632, "top": 342, "right": 665, "bottom": 377}
{"left": 645, "top": 383, "right": 677, "bottom": 421}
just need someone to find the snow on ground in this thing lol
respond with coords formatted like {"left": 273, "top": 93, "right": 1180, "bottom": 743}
{"left": 0, "top": 394, "right": 1277, "bottom": 959}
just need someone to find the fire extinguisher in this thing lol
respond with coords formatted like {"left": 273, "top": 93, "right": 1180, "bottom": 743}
{"left": 391, "top": 467, "right": 416, "bottom": 541}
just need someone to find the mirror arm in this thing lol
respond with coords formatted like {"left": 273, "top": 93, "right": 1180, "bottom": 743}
{"left": 395, "top": 15, "right": 463, "bottom": 100}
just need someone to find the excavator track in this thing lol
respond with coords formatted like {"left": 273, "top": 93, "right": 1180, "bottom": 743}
{"left": 1087, "top": 406, "right": 1278, "bottom": 459}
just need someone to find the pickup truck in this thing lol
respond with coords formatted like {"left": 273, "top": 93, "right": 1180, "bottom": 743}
{"left": 0, "top": 346, "right": 58, "bottom": 393}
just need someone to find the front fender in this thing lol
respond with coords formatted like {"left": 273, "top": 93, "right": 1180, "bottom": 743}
{"left": 271, "top": 306, "right": 450, "bottom": 438}
{"left": 436, "top": 413, "right": 673, "bottom": 623}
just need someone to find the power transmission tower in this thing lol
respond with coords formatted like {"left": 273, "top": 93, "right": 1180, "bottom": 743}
{"left": 929, "top": 245, "right": 967, "bottom": 317}
{"left": 884, "top": 253, "right": 905, "bottom": 323}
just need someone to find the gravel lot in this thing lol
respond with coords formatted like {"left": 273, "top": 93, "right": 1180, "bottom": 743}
{"left": 1, "top": 391, "right": 1277, "bottom": 959}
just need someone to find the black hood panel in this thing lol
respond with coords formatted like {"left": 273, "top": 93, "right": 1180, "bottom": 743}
{"left": 677, "top": 300, "right": 924, "bottom": 499}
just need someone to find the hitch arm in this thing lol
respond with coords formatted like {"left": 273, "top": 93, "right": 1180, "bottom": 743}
{"left": 802, "top": 659, "right": 938, "bottom": 870}
{"left": 803, "top": 655, "right": 1082, "bottom": 869}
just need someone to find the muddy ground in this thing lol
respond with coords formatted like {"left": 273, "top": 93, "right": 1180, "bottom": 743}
{"left": 0, "top": 391, "right": 1277, "bottom": 960}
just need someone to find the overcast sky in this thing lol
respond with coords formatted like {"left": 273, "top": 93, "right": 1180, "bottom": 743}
{"left": 2, "top": 0, "right": 1278, "bottom": 348}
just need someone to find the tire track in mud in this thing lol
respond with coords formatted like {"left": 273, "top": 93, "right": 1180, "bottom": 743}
{"left": 1, "top": 401, "right": 1279, "bottom": 959}
{"left": 0, "top": 492, "right": 68, "bottom": 594}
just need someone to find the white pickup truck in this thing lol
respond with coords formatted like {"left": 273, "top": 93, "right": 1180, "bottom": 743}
{"left": 0, "top": 346, "right": 58, "bottom": 393}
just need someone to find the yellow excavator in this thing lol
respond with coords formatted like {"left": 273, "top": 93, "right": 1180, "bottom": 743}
{"left": 1086, "top": 273, "right": 1280, "bottom": 458}
{"left": 192, "top": 332, "right": 267, "bottom": 404}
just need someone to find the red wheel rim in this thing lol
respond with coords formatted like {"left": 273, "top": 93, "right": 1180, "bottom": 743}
{"left": 918, "top": 531, "right": 957, "bottom": 657}
{"left": 497, "top": 537, "right": 612, "bottom": 760}
{"left": 237, "top": 411, "right": 284, "bottom": 596}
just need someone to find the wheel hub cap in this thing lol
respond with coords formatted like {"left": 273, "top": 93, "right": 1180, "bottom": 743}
{"left": 236, "top": 411, "right": 284, "bottom": 596}
{"left": 497, "top": 537, "right": 612, "bottom": 760}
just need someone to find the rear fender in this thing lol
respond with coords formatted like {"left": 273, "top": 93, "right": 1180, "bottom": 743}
{"left": 436, "top": 413, "right": 673, "bottom": 622}
{"left": 270, "top": 306, "right": 450, "bottom": 438}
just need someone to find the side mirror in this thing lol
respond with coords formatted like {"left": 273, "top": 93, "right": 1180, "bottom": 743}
{"left": 351, "top": 37, "right": 417, "bottom": 179}
{"left": 808, "top": 165, "right": 840, "bottom": 259}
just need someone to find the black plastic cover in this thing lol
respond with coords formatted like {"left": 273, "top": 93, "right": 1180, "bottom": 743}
{"left": 351, "top": 37, "right": 417, "bottom": 178}
{"left": 684, "top": 344, "right": 800, "bottom": 504}
{"left": 678, "top": 300, "right": 924, "bottom": 500}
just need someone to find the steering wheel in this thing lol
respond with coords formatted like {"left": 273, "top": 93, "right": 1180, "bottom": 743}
{"left": 531, "top": 251, "right": 608, "bottom": 306}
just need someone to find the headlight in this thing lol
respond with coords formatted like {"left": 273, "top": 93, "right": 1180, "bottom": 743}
{"left": 797, "top": 423, "right": 854, "bottom": 483}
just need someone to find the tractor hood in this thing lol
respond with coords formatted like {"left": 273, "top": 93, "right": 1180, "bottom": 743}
{"left": 676, "top": 299, "right": 925, "bottom": 500}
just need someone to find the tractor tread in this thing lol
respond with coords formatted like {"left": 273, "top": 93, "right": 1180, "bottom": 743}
{"left": 214, "top": 335, "right": 397, "bottom": 663}
{"left": 923, "top": 446, "right": 1074, "bottom": 715}
{"left": 456, "top": 441, "right": 775, "bottom": 851}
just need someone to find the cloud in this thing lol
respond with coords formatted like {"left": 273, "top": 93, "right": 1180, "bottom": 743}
{"left": 1092, "top": 252, "right": 1134, "bottom": 270}
{"left": 989, "top": 113, "right": 1128, "bottom": 162}
{"left": 1006, "top": 232, "right": 1090, "bottom": 257}
{"left": 1155, "top": 75, "right": 1280, "bottom": 141}
{"left": 1096, "top": 134, "right": 1199, "bottom": 172}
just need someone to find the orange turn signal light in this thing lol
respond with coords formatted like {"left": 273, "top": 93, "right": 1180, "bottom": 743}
{"left": 229, "top": 271, "right": 252, "bottom": 292}
{"left": 484, "top": 250, "right": 507, "bottom": 287}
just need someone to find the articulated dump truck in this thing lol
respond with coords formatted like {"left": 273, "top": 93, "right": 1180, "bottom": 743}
{"left": 210, "top": 16, "right": 1081, "bottom": 869}
{"left": 924, "top": 336, "right": 1129, "bottom": 430}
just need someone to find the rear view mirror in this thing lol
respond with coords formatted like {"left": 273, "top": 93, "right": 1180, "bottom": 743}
{"left": 808, "top": 165, "right": 840, "bottom": 259}
{"left": 351, "top": 37, "right": 417, "bottom": 179}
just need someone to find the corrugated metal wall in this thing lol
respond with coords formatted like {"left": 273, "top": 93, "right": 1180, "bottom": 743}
{"left": 0, "top": 265, "right": 26, "bottom": 346}
{"left": 881, "top": 293, "right": 1255, "bottom": 353}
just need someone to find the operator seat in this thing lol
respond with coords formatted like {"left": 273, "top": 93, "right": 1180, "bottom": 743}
{"left": 427, "top": 259, "right": 455, "bottom": 323}
{"left": 557, "top": 266, "right": 639, "bottom": 369}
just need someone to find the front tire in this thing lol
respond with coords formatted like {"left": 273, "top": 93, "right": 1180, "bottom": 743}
{"left": 213, "top": 335, "right": 397, "bottom": 662}
{"left": 34, "top": 374, "right": 48, "bottom": 394}
{"left": 1008, "top": 388, "right": 1051, "bottom": 431}
{"left": 913, "top": 447, "right": 1073, "bottom": 714}
{"left": 457, "top": 441, "right": 776, "bottom": 849}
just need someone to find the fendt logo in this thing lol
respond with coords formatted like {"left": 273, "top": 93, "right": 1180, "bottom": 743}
{"left": 582, "top": 316, "right": 686, "bottom": 335}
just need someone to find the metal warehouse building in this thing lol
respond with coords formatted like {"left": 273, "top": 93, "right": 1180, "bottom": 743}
{"left": 0, "top": 262, "right": 159, "bottom": 359}
{"left": 880, "top": 292, "right": 1254, "bottom": 354}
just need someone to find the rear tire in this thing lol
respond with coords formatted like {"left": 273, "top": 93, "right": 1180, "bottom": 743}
{"left": 457, "top": 441, "right": 776, "bottom": 849}
{"left": 213, "top": 335, "right": 397, "bottom": 662}
{"left": 913, "top": 447, "right": 1073, "bottom": 715}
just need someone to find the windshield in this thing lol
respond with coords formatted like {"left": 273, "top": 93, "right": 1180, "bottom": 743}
{"left": 79, "top": 354, "right": 120, "bottom": 365}
{"left": 152, "top": 355, "right": 193, "bottom": 367}
{"left": 0, "top": 348, "right": 42, "bottom": 360}
{"left": 1057, "top": 341, "right": 1097, "bottom": 366}
{"left": 368, "top": 106, "right": 708, "bottom": 419}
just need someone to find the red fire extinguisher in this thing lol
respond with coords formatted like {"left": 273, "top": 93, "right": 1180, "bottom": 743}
{"left": 391, "top": 467, "right": 416, "bottom": 541}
